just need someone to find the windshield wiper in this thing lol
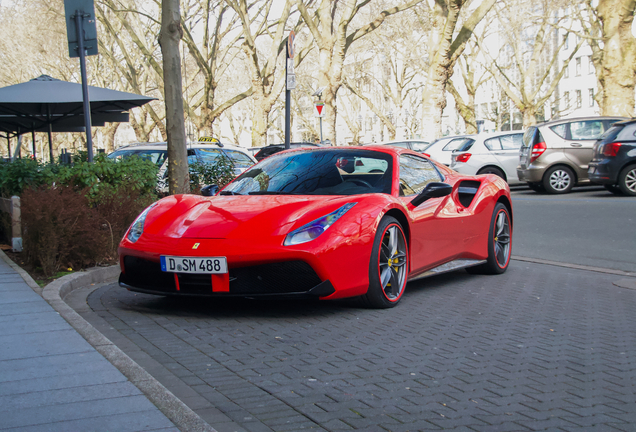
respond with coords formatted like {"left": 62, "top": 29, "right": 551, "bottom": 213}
{"left": 219, "top": 191, "right": 243, "bottom": 195}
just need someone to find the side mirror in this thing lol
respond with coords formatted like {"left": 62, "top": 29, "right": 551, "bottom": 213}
{"left": 410, "top": 182, "right": 452, "bottom": 207}
{"left": 201, "top": 185, "right": 219, "bottom": 196}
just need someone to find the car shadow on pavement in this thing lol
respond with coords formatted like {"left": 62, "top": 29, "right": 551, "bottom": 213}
{"left": 100, "top": 268, "right": 478, "bottom": 319}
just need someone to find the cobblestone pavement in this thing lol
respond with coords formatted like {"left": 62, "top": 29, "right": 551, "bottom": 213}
{"left": 71, "top": 261, "right": 636, "bottom": 432}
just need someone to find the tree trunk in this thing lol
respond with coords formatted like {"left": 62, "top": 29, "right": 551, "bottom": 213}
{"left": 522, "top": 110, "right": 537, "bottom": 129}
{"left": 597, "top": 0, "right": 636, "bottom": 116}
{"left": 159, "top": 0, "right": 189, "bottom": 194}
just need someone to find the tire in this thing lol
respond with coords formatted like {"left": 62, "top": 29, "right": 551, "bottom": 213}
{"left": 468, "top": 203, "right": 512, "bottom": 275}
{"left": 478, "top": 166, "right": 506, "bottom": 180}
{"left": 528, "top": 182, "right": 545, "bottom": 193}
{"left": 604, "top": 184, "right": 623, "bottom": 195}
{"left": 361, "top": 216, "right": 409, "bottom": 308}
{"left": 618, "top": 164, "right": 636, "bottom": 196}
{"left": 543, "top": 166, "right": 575, "bottom": 194}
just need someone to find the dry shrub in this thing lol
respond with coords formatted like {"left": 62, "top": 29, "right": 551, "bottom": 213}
{"left": 21, "top": 185, "right": 107, "bottom": 276}
{"left": 92, "top": 184, "right": 156, "bottom": 255}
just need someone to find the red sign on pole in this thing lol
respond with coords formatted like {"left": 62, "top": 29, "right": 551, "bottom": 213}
{"left": 314, "top": 101, "right": 325, "bottom": 118}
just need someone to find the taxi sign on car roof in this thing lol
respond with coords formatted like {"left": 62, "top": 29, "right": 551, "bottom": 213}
{"left": 199, "top": 137, "right": 219, "bottom": 143}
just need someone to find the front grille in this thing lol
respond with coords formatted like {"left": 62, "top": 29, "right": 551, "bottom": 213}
{"left": 121, "top": 256, "right": 323, "bottom": 296}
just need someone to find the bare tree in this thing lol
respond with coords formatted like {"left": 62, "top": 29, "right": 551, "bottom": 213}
{"left": 478, "top": 0, "right": 583, "bottom": 128}
{"left": 295, "top": 0, "right": 425, "bottom": 144}
{"left": 343, "top": 11, "right": 427, "bottom": 141}
{"left": 448, "top": 36, "right": 492, "bottom": 134}
{"left": 160, "top": 0, "right": 189, "bottom": 194}
{"left": 578, "top": 0, "right": 636, "bottom": 116}
{"left": 228, "top": 0, "right": 297, "bottom": 146}
{"left": 420, "top": 0, "right": 496, "bottom": 140}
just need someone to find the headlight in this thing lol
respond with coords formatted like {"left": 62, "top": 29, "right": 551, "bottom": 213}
{"left": 126, "top": 203, "right": 158, "bottom": 243}
{"left": 284, "top": 203, "right": 357, "bottom": 246}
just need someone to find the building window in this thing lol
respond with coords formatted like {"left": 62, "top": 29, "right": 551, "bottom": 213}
{"left": 588, "top": 56, "right": 594, "bottom": 74}
{"left": 564, "top": 63, "right": 569, "bottom": 78}
{"left": 589, "top": 88, "right": 595, "bottom": 107}
{"left": 576, "top": 90, "right": 582, "bottom": 108}
{"left": 575, "top": 57, "right": 581, "bottom": 76}
{"left": 564, "top": 91, "right": 570, "bottom": 109}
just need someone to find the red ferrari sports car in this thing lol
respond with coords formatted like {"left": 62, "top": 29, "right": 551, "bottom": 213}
{"left": 118, "top": 146, "right": 512, "bottom": 308}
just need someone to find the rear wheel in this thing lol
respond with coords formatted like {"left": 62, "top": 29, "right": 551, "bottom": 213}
{"left": 361, "top": 216, "right": 408, "bottom": 308}
{"left": 618, "top": 164, "right": 636, "bottom": 196}
{"left": 543, "top": 166, "right": 575, "bottom": 194}
{"left": 477, "top": 166, "right": 505, "bottom": 180}
{"left": 468, "top": 203, "right": 512, "bottom": 275}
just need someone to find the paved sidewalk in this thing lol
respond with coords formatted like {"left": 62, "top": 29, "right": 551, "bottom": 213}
{"left": 0, "top": 256, "right": 178, "bottom": 431}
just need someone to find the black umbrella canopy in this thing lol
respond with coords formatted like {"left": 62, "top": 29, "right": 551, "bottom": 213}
{"left": 0, "top": 75, "right": 156, "bottom": 134}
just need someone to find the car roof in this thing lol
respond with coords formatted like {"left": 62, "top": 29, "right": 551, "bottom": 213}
{"left": 532, "top": 116, "right": 629, "bottom": 128}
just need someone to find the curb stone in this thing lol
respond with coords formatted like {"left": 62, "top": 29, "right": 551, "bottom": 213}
{"left": 0, "top": 250, "right": 217, "bottom": 432}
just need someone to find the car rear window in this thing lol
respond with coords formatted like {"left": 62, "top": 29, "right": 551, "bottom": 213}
{"left": 455, "top": 139, "right": 475, "bottom": 152}
{"left": 599, "top": 124, "right": 624, "bottom": 143}
{"left": 522, "top": 127, "right": 540, "bottom": 148}
{"left": 443, "top": 138, "right": 470, "bottom": 151}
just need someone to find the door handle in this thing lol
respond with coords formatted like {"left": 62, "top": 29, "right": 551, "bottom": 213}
{"left": 570, "top": 143, "right": 583, "bottom": 147}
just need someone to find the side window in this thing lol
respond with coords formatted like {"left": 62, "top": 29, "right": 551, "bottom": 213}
{"left": 500, "top": 134, "right": 524, "bottom": 150}
{"left": 484, "top": 138, "right": 502, "bottom": 151}
{"left": 136, "top": 150, "right": 167, "bottom": 166}
{"left": 399, "top": 155, "right": 442, "bottom": 196}
{"left": 550, "top": 123, "right": 568, "bottom": 139}
{"left": 570, "top": 120, "right": 604, "bottom": 140}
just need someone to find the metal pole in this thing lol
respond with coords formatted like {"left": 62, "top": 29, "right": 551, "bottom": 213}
{"left": 31, "top": 129, "right": 36, "bottom": 160}
{"left": 75, "top": 9, "right": 94, "bottom": 162}
{"left": 47, "top": 105, "right": 53, "bottom": 162}
{"left": 319, "top": 117, "right": 323, "bottom": 144}
{"left": 284, "top": 44, "right": 291, "bottom": 150}
{"left": 6, "top": 136, "right": 10, "bottom": 161}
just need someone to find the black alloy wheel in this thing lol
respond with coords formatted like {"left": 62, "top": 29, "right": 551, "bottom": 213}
{"left": 618, "top": 164, "right": 636, "bottom": 196}
{"left": 468, "top": 202, "right": 512, "bottom": 275}
{"left": 362, "top": 216, "right": 408, "bottom": 308}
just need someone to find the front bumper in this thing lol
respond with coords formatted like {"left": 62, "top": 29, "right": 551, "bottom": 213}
{"left": 119, "top": 255, "right": 335, "bottom": 298}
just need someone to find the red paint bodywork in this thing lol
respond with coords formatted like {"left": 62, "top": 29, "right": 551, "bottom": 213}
{"left": 118, "top": 146, "right": 512, "bottom": 300}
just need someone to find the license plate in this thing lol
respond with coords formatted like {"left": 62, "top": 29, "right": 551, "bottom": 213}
{"left": 160, "top": 256, "right": 228, "bottom": 274}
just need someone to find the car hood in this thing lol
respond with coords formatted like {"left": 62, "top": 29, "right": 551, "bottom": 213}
{"left": 145, "top": 194, "right": 364, "bottom": 240}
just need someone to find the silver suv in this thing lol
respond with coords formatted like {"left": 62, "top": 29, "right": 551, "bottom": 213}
{"left": 517, "top": 116, "right": 626, "bottom": 193}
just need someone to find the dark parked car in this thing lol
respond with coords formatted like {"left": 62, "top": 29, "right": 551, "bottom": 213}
{"left": 253, "top": 142, "right": 319, "bottom": 161}
{"left": 588, "top": 119, "right": 636, "bottom": 196}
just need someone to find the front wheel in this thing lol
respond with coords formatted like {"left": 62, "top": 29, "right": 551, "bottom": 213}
{"left": 361, "top": 216, "right": 409, "bottom": 308}
{"left": 469, "top": 203, "right": 512, "bottom": 275}
{"left": 618, "top": 164, "right": 636, "bottom": 196}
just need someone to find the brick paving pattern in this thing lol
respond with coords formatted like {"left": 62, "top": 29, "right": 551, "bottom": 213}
{"left": 76, "top": 261, "right": 636, "bottom": 431}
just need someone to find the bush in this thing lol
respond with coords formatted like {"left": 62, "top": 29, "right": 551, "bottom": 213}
{"left": 0, "top": 154, "right": 159, "bottom": 199}
{"left": 189, "top": 157, "right": 236, "bottom": 193}
{"left": 21, "top": 185, "right": 106, "bottom": 276}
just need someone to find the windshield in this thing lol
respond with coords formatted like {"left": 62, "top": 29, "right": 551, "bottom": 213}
{"left": 222, "top": 149, "right": 393, "bottom": 195}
